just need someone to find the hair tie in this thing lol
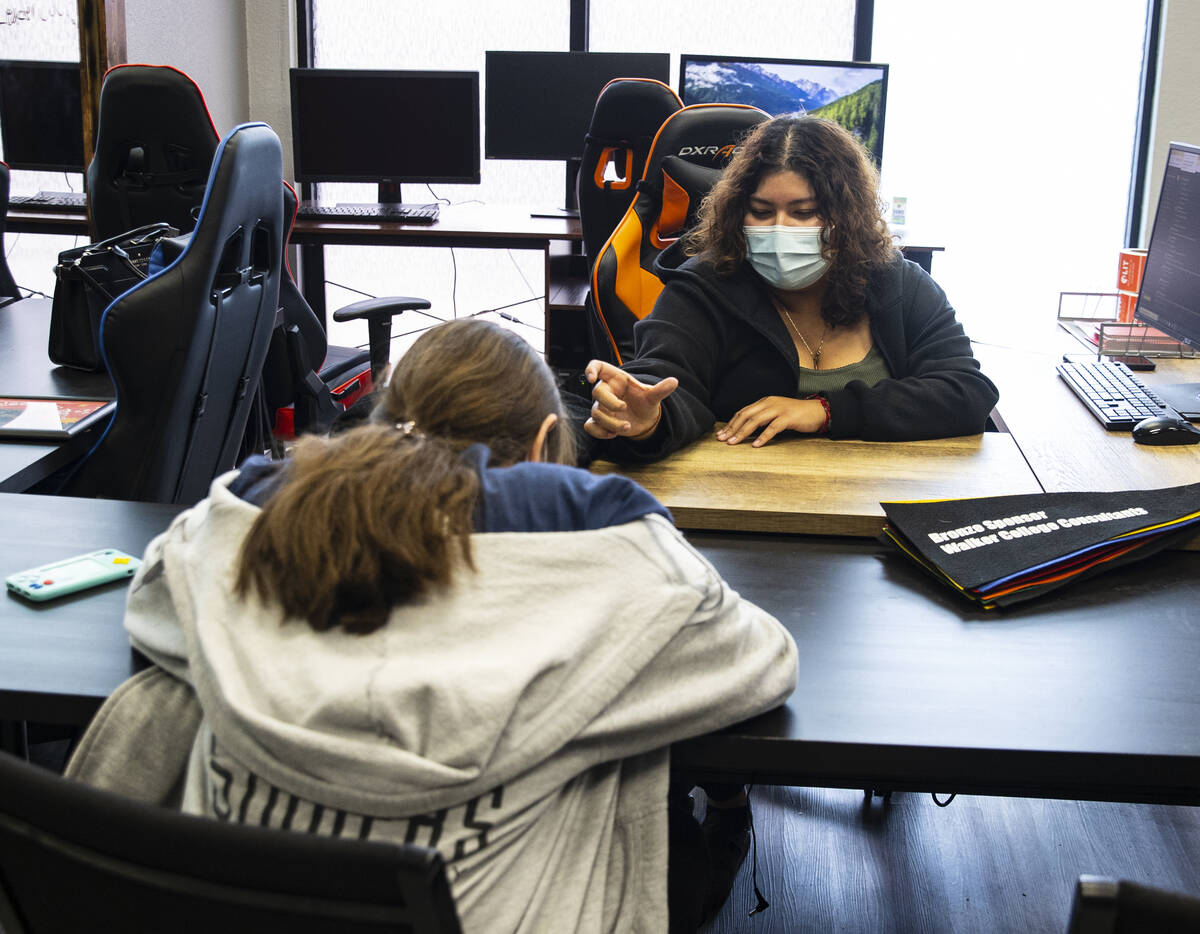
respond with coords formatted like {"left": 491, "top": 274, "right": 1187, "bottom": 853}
{"left": 394, "top": 420, "right": 425, "bottom": 440}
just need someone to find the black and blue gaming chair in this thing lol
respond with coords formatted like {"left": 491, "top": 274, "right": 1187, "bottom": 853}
{"left": 61, "top": 122, "right": 285, "bottom": 505}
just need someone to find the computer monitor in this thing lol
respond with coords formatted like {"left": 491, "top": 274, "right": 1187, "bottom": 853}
{"left": 485, "top": 50, "right": 670, "bottom": 214}
{"left": 0, "top": 59, "right": 85, "bottom": 173}
{"left": 1132, "top": 140, "right": 1200, "bottom": 418}
{"left": 289, "top": 68, "right": 480, "bottom": 202}
{"left": 484, "top": 51, "right": 670, "bottom": 161}
{"left": 679, "top": 54, "right": 888, "bottom": 167}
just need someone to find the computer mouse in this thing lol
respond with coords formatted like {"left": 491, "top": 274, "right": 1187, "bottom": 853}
{"left": 1131, "top": 415, "right": 1200, "bottom": 445}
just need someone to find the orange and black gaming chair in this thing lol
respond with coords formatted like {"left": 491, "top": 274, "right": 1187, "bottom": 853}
{"left": 585, "top": 103, "right": 770, "bottom": 365}
{"left": 576, "top": 78, "right": 681, "bottom": 267}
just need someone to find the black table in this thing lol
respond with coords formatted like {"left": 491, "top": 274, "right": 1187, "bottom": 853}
{"left": 677, "top": 531, "right": 1200, "bottom": 805}
{"left": 0, "top": 298, "right": 114, "bottom": 491}
{"left": 0, "top": 494, "right": 180, "bottom": 727}
{"left": 3, "top": 493, "right": 1199, "bottom": 804}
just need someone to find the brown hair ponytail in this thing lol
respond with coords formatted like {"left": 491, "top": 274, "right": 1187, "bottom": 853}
{"left": 234, "top": 319, "right": 574, "bottom": 634}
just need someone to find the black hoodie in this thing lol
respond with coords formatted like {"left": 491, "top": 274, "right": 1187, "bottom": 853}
{"left": 597, "top": 241, "right": 1000, "bottom": 463}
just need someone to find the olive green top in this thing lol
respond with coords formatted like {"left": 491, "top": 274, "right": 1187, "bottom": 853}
{"left": 796, "top": 344, "right": 891, "bottom": 396}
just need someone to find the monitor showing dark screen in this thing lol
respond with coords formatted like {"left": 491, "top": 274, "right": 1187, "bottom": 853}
{"left": 0, "top": 59, "right": 85, "bottom": 173}
{"left": 289, "top": 68, "right": 480, "bottom": 185}
{"left": 679, "top": 54, "right": 888, "bottom": 166}
{"left": 1132, "top": 140, "right": 1200, "bottom": 416}
{"left": 484, "top": 51, "right": 671, "bottom": 161}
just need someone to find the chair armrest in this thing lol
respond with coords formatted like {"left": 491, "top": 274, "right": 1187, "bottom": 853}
{"left": 332, "top": 296, "right": 431, "bottom": 323}
{"left": 331, "top": 296, "right": 433, "bottom": 386}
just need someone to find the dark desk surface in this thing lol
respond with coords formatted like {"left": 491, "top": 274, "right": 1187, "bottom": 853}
{"left": 0, "top": 298, "right": 114, "bottom": 492}
{"left": 676, "top": 531, "right": 1200, "bottom": 804}
{"left": 0, "top": 493, "right": 183, "bottom": 723}
{"left": 3, "top": 493, "right": 1199, "bottom": 804}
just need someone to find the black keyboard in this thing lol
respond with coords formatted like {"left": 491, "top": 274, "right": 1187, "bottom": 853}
{"left": 1056, "top": 359, "right": 1183, "bottom": 429}
{"left": 296, "top": 202, "right": 439, "bottom": 223}
{"left": 10, "top": 191, "right": 87, "bottom": 212}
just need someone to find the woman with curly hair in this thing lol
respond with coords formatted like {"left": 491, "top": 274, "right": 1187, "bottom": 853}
{"left": 583, "top": 115, "right": 999, "bottom": 459}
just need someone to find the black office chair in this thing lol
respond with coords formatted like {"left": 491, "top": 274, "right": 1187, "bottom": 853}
{"left": 585, "top": 103, "right": 770, "bottom": 364}
{"left": 59, "top": 122, "right": 284, "bottom": 505}
{"left": 261, "top": 184, "right": 431, "bottom": 438}
{"left": 576, "top": 77, "right": 682, "bottom": 268}
{"left": 1067, "top": 875, "right": 1200, "bottom": 933}
{"left": 0, "top": 750, "right": 462, "bottom": 934}
{"left": 86, "top": 64, "right": 219, "bottom": 240}
{"left": 0, "top": 162, "right": 23, "bottom": 304}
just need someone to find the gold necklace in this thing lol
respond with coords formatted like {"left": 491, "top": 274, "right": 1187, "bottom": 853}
{"left": 775, "top": 297, "right": 828, "bottom": 368}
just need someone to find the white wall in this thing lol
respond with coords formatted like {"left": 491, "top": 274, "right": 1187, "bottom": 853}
{"left": 123, "top": 0, "right": 249, "bottom": 135}
{"left": 243, "top": 1, "right": 295, "bottom": 178}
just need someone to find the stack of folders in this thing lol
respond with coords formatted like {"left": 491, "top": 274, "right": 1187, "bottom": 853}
{"left": 880, "top": 482, "right": 1200, "bottom": 609}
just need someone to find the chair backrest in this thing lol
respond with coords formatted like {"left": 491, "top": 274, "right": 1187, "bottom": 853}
{"left": 62, "top": 123, "right": 284, "bottom": 505}
{"left": 1067, "top": 875, "right": 1200, "bottom": 933}
{"left": 586, "top": 103, "right": 769, "bottom": 364}
{"left": 0, "top": 750, "right": 462, "bottom": 934}
{"left": 576, "top": 78, "right": 682, "bottom": 266}
{"left": 86, "top": 63, "right": 220, "bottom": 240}
{"left": 258, "top": 181, "right": 341, "bottom": 434}
{"left": 0, "top": 162, "right": 21, "bottom": 302}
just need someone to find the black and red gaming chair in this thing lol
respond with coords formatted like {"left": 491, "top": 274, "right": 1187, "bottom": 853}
{"left": 576, "top": 78, "right": 682, "bottom": 267}
{"left": 585, "top": 103, "right": 770, "bottom": 364}
{"left": 86, "top": 64, "right": 218, "bottom": 241}
{"left": 262, "top": 184, "right": 430, "bottom": 437}
{"left": 86, "top": 64, "right": 428, "bottom": 438}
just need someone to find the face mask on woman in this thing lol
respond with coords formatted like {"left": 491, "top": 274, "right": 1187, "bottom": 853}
{"left": 742, "top": 225, "right": 830, "bottom": 290}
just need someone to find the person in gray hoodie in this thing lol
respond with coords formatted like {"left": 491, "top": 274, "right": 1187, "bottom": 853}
{"left": 68, "top": 319, "right": 799, "bottom": 933}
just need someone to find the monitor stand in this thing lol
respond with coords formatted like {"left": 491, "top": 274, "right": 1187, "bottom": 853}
{"left": 337, "top": 180, "right": 435, "bottom": 212}
{"left": 530, "top": 158, "right": 583, "bottom": 220}
{"left": 1154, "top": 382, "right": 1200, "bottom": 420}
{"left": 530, "top": 206, "right": 579, "bottom": 219}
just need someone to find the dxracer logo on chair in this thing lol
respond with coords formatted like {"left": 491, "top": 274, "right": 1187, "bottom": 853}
{"left": 678, "top": 144, "right": 739, "bottom": 163}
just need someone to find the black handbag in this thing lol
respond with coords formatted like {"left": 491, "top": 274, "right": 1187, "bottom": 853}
{"left": 49, "top": 222, "right": 179, "bottom": 371}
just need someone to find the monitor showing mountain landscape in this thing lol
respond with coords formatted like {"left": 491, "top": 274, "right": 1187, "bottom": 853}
{"left": 679, "top": 55, "right": 889, "bottom": 166}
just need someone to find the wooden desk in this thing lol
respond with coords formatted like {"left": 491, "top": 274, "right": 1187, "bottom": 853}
{"left": 290, "top": 203, "right": 582, "bottom": 353}
{"left": 973, "top": 334, "right": 1200, "bottom": 548}
{"left": 0, "top": 299, "right": 114, "bottom": 492}
{"left": 3, "top": 493, "right": 1198, "bottom": 804}
{"left": 5, "top": 207, "right": 89, "bottom": 238}
{"left": 975, "top": 338, "right": 1200, "bottom": 493}
{"left": 593, "top": 430, "right": 1042, "bottom": 537}
{"left": 6, "top": 203, "right": 588, "bottom": 359}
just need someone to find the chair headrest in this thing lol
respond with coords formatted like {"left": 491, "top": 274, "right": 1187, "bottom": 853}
{"left": 586, "top": 78, "right": 682, "bottom": 144}
{"left": 95, "top": 64, "right": 220, "bottom": 146}
{"left": 643, "top": 103, "right": 770, "bottom": 178}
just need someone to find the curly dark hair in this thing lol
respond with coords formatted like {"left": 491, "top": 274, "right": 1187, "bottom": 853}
{"left": 684, "top": 115, "right": 897, "bottom": 328}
